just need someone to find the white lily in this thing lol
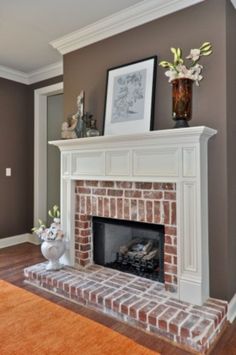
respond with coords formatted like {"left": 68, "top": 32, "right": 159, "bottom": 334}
{"left": 186, "top": 48, "right": 201, "bottom": 62}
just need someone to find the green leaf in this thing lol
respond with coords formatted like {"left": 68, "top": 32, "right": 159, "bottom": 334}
{"left": 159, "top": 61, "right": 172, "bottom": 68}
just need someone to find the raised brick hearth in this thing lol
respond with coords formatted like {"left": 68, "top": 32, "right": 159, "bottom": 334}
{"left": 75, "top": 180, "right": 177, "bottom": 292}
{"left": 24, "top": 262, "right": 227, "bottom": 354}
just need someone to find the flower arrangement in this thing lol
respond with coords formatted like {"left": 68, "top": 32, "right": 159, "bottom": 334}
{"left": 32, "top": 205, "right": 64, "bottom": 241}
{"left": 159, "top": 42, "right": 213, "bottom": 86}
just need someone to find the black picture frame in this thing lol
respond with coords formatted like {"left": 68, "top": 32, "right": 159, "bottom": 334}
{"left": 103, "top": 56, "right": 157, "bottom": 136}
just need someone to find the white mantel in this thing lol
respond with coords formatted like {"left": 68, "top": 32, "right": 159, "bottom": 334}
{"left": 50, "top": 126, "right": 217, "bottom": 305}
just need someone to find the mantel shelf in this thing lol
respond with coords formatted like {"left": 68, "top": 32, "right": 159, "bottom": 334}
{"left": 49, "top": 126, "right": 217, "bottom": 151}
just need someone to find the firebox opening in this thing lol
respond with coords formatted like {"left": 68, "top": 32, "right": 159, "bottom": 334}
{"left": 93, "top": 217, "right": 165, "bottom": 282}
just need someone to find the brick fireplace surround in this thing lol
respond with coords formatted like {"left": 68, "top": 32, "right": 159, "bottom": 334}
{"left": 25, "top": 127, "right": 229, "bottom": 353}
{"left": 75, "top": 180, "right": 177, "bottom": 292}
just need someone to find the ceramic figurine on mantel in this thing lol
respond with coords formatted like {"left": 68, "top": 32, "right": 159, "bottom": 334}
{"left": 32, "top": 205, "right": 65, "bottom": 271}
{"left": 159, "top": 42, "right": 213, "bottom": 128}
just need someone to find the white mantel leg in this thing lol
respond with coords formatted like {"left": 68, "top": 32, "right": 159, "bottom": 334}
{"left": 178, "top": 141, "right": 210, "bottom": 305}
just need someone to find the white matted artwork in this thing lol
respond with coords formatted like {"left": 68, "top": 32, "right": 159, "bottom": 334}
{"left": 104, "top": 56, "right": 157, "bottom": 136}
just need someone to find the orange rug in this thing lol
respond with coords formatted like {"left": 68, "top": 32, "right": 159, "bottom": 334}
{"left": 0, "top": 280, "right": 159, "bottom": 355}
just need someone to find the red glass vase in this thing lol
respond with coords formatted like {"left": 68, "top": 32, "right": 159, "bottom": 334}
{"left": 172, "top": 78, "right": 193, "bottom": 128}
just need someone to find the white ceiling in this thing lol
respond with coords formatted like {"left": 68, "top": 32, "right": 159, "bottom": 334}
{"left": 0, "top": 0, "right": 142, "bottom": 73}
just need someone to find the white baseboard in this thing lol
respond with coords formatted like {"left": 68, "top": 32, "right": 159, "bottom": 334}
{"left": 0, "top": 233, "right": 41, "bottom": 249}
{"left": 228, "top": 293, "right": 236, "bottom": 323}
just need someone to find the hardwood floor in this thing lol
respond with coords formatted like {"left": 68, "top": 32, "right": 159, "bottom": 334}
{"left": 0, "top": 243, "right": 235, "bottom": 355}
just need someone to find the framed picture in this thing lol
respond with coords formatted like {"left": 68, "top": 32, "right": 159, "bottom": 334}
{"left": 103, "top": 56, "right": 157, "bottom": 136}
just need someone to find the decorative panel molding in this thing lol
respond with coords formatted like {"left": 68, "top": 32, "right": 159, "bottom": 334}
{"left": 61, "top": 152, "right": 70, "bottom": 176}
{"left": 183, "top": 147, "right": 196, "bottom": 177}
{"left": 182, "top": 182, "right": 197, "bottom": 273}
{"left": 71, "top": 151, "right": 104, "bottom": 176}
{"left": 133, "top": 148, "right": 178, "bottom": 177}
{"left": 105, "top": 151, "right": 130, "bottom": 176}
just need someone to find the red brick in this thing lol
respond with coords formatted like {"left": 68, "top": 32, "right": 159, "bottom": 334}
{"left": 80, "top": 229, "right": 91, "bottom": 237}
{"left": 79, "top": 244, "right": 91, "bottom": 252}
{"left": 76, "top": 180, "right": 84, "bottom": 187}
{"left": 154, "top": 201, "right": 161, "bottom": 224}
{"left": 169, "top": 311, "right": 189, "bottom": 335}
{"left": 78, "top": 187, "right": 91, "bottom": 194}
{"left": 135, "top": 182, "right": 153, "bottom": 190}
{"left": 165, "top": 245, "right": 177, "bottom": 255}
{"left": 171, "top": 202, "right": 176, "bottom": 225}
{"left": 129, "top": 299, "right": 149, "bottom": 319}
{"left": 125, "top": 190, "right": 142, "bottom": 198}
{"left": 146, "top": 200, "right": 153, "bottom": 223}
{"left": 138, "top": 200, "right": 145, "bottom": 222}
{"left": 117, "top": 198, "right": 123, "bottom": 219}
{"left": 92, "top": 188, "right": 106, "bottom": 196}
{"left": 164, "top": 274, "right": 172, "bottom": 283}
{"left": 85, "top": 181, "right": 98, "bottom": 187}
{"left": 164, "top": 191, "right": 176, "bottom": 200}
{"left": 103, "top": 197, "right": 110, "bottom": 217}
{"left": 110, "top": 198, "right": 116, "bottom": 218}
{"left": 77, "top": 236, "right": 89, "bottom": 244}
{"left": 124, "top": 199, "right": 130, "bottom": 220}
{"left": 165, "top": 235, "right": 172, "bottom": 244}
{"left": 138, "top": 302, "right": 158, "bottom": 322}
{"left": 164, "top": 263, "right": 177, "bottom": 274}
{"left": 100, "top": 181, "right": 114, "bottom": 188}
{"left": 80, "top": 196, "right": 86, "bottom": 213}
{"left": 163, "top": 183, "right": 176, "bottom": 190}
{"left": 121, "top": 296, "right": 140, "bottom": 314}
{"left": 98, "top": 197, "right": 103, "bottom": 216}
{"left": 116, "top": 181, "right": 133, "bottom": 189}
{"left": 164, "top": 201, "right": 170, "bottom": 224}
{"left": 148, "top": 304, "right": 168, "bottom": 326}
{"left": 79, "top": 214, "right": 90, "bottom": 222}
{"left": 92, "top": 196, "right": 97, "bottom": 215}
{"left": 86, "top": 196, "right": 91, "bottom": 214}
{"left": 164, "top": 254, "right": 172, "bottom": 263}
{"left": 112, "top": 293, "right": 133, "bottom": 312}
{"left": 77, "top": 251, "right": 89, "bottom": 260}
{"left": 131, "top": 199, "right": 137, "bottom": 220}
{"left": 79, "top": 259, "right": 90, "bottom": 266}
{"left": 180, "top": 315, "right": 201, "bottom": 337}
{"left": 165, "top": 226, "right": 177, "bottom": 236}
{"left": 77, "top": 221, "right": 89, "bottom": 229}
{"left": 108, "top": 189, "right": 123, "bottom": 197}
{"left": 158, "top": 307, "right": 179, "bottom": 330}
{"left": 191, "top": 319, "right": 214, "bottom": 339}
{"left": 153, "top": 183, "right": 163, "bottom": 190}
{"left": 143, "top": 191, "right": 163, "bottom": 200}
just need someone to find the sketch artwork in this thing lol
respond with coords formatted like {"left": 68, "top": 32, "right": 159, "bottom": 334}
{"left": 111, "top": 69, "right": 147, "bottom": 123}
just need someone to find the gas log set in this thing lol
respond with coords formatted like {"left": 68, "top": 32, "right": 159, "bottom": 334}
{"left": 106, "top": 237, "right": 162, "bottom": 281}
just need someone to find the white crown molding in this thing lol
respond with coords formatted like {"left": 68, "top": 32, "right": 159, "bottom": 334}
{"left": 50, "top": 0, "right": 205, "bottom": 55}
{"left": 0, "top": 65, "right": 29, "bottom": 84}
{"left": 228, "top": 293, "right": 236, "bottom": 323}
{"left": 27, "top": 61, "right": 63, "bottom": 85}
{"left": 0, "top": 61, "right": 63, "bottom": 85}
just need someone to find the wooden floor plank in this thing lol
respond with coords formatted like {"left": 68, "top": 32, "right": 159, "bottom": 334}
{"left": 0, "top": 243, "right": 235, "bottom": 354}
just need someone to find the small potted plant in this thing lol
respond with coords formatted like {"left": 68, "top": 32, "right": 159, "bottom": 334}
{"left": 159, "top": 42, "right": 213, "bottom": 128}
{"left": 32, "top": 205, "right": 65, "bottom": 270}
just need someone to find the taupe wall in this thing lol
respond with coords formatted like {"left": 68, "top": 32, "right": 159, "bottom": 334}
{"left": 0, "top": 75, "right": 63, "bottom": 238}
{"left": 0, "top": 78, "right": 29, "bottom": 237}
{"left": 64, "top": 0, "right": 235, "bottom": 300}
{"left": 226, "top": 1, "right": 236, "bottom": 301}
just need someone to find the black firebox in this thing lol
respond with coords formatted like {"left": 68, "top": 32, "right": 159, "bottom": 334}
{"left": 93, "top": 217, "right": 165, "bottom": 282}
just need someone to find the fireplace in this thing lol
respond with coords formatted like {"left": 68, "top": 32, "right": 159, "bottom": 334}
{"left": 93, "top": 217, "right": 165, "bottom": 282}
{"left": 50, "top": 126, "right": 217, "bottom": 305}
